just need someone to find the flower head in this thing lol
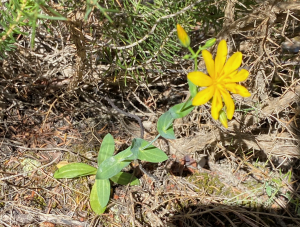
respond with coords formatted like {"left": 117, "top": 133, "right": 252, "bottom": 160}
{"left": 176, "top": 24, "right": 190, "bottom": 48}
{"left": 187, "top": 40, "right": 250, "bottom": 122}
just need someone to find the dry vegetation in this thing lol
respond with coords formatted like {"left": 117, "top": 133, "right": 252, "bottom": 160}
{"left": 1, "top": 0, "right": 300, "bottom": 226}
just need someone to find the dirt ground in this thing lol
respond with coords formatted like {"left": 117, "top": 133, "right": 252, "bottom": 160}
{"left": 1, "top": 0, "right": 300, "bottom": 226}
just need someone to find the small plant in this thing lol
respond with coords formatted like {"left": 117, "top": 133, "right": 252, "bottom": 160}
{"left": 265, "top": 169, "right": 292, "bottom": 207}
{"left": 54, "top": 24, "right": 250, "bottom": 214}
{"left": 54, "top": 133, "right": 155, "bottom": 214}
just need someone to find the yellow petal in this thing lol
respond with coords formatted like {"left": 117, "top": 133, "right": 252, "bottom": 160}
{"left": 192, "top": 86, "right": 215, "bottom": 106}
{"left": 215, "top": 40, "right": 227, "bottom": 77}
{"left": 211, "top": 89, "right": 223, "bottom": 120}
{"left": 223, "top": 69, "right": 249, "bottom": 83}
{"left": 222, "top": 71, "right": 238, "bottom": 83}
{"left": 202, "top": 50, "right": 215, "bottom": 79}
{"left": 176, "top": 24, "right": 190, "bottom": 48}
{"left": 232, "top": 69, "right": 249, "bottom": 82}
{"left": 223, "top": 52, "right": 242, "bottom": 75}
{"left": 219, "top": 86, "right": 235, "bottom": 120}
{"left": 225, "top": 83, "right": 251, "bottom": 97}
{"left": 187, "top": 71, "right": 213, "bottom": 87}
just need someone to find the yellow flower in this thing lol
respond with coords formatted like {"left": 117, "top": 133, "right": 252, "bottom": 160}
{"left": 176, "top": 24, "right": 190, "bottom": 48}
{"left": 187, "top": 40, "right": 251, "bottom": 121}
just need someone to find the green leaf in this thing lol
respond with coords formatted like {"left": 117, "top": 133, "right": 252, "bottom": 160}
{"left": 188, "top": 79, "right": 198, "bottom": 98}
{"left": 37, "top": 14, "right": 67, "bottom": 20}
{"left": 157, "top": 112, "right": 175, "bottom": 139}
{"left": 96, "top": 179, "right": 111, "bottom": 208}
{"left": 110, "top": 172, "right": 140, "bottom": 186}
{"left": 266, "top": 185, "right": 272, "bottom": 197}
{"left": 98, "top": 133, "right": 115, "bottom": 166}
{"left": 169, "top": 99, "right": 194, "bottom": 119}
{"left": 123, "top": 146, "right": 136, "bottom": 161}
{"left": 96, "top": 147, "right": 133, "bottom": 179}
{"left": 90, "top": 182, "right": 106, "bottom": 214}
{"left": 130, "top": 138, "right": 142, "bottom": 159}
{"left": 272, "top": 178, "right": 281, "bottom": 185}
{"left": 54, "top": 163, "right": 97, "bottom": 179}
{"left": 85, "top": 4, "right": 93, "bottom": 20}
{"left": 183, "top": 54, "right": 191, "bottom": 60}
{"left": 132, "top": 138, "right": 168, "bottom": 163}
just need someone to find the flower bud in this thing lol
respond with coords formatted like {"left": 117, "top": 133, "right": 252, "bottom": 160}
{"left": 203, "top": 38, "right": 216, "bottom": 48}
{"left": 219, "top": 110, "right": 228, "bottom": 128}
{"left": 176, "top": 24, "right": 190, "bottom": 48}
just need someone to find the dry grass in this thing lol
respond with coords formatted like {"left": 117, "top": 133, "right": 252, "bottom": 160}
{"left": 1, "top": 0, "right": 300, "bottom": 226}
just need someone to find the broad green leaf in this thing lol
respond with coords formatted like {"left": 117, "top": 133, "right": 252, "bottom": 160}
{"left": 110, "top": 172, "right": 140, "bottom": 186}
{"left": 130, "top": 138, "right": 142, "bottom": 159}
{"left": 90, "top": 182, "right": 106, "bottom": 214}
{"left": 133, "top": 138, "right": 168, "bottom": 163}
{"left": 188, "top": 79, "right": 198, "bottom": 98}
{"left": 169, "top": 99, "right": 194, "bottom": 119}
{"left": 96, "top": 148, "right": 133, "bottom": 179}
{"left": 266, "top": 185, "right": 272, "bottom": 197}
{"left": 98, "top": 133, "right": 115, "bottom": 166}
{"left": 122, "top": 146, "right": 135, "bottom": 161}
{"left": 54, "top": 163, "right": 97, "bottom": 179}
{"left": 96, "top": 179, "right": 111, "bottom": 208}
{"left": 157, "top": 112, "right": 175, "bottom": 139}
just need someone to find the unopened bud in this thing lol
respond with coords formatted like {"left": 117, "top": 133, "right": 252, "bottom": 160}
{"left": 219, "top": 110, "right": 228, "bottom": 128}
{"left": 176, "top": 24, "right": 190, "bottom": 48}
{"left": 203, "top": 38, "right": 216, "bottom": 48}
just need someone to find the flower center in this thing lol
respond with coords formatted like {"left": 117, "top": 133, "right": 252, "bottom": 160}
{"left": 216, "top": 71, "right": 227, "bottom": 83}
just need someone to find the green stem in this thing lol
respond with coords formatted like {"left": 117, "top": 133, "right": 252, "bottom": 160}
{"left": 141, "top": 115, "right": 175, "bottom": 150}
{"left": 195, "top": 47, "right": 203, "bottom": 56}
{"left": 141, "top": 134, "right": 161, "bottom": 150}
{"left": 188, "top": 46, "right": 197, "bottom": 71}
{"left": 149, "top": 134, "right": 161, "bottom": 145}
{"left": 194, "top": 58, "right": 197, "bottom": 71}
{"left": 188, "top": 46, "right": 195, "bottom": 55}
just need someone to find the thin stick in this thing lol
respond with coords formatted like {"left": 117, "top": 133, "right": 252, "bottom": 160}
{"left": 101, "top": 95, "right": 145, "bottom": 139}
